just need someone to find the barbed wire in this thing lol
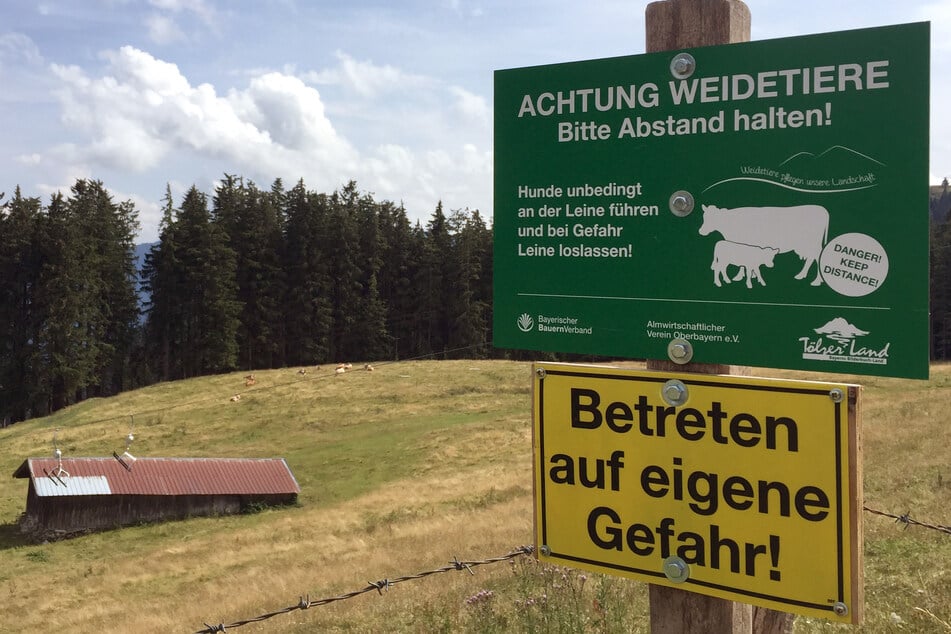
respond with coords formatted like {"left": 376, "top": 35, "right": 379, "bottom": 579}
{"left": 864, "top": 505, "right": 951, "bottom": 535}
{"left": 195, "top": 545, "right": 534, "bottom": 633}
{"left": 192, "top": 505, "right": 951, "bottom": 631}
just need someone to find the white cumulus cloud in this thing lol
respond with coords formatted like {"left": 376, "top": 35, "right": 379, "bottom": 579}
{"left": 146, "top": 14, "right": 185, "bottom": 44}
{"left": 449, "top": 86, "right": 490, "bottom": 128}
{"left": 304, "top": 50, "right": 431, "bottom": 97}
{"left": 148, "top": 0, "right": 216, "bottom": 24}
{"left": 17, "top": 153, "right": 43, "bottom": 166}
{"left": 49, "top": 45, "right": 358, "bottom": 184}
{"left": 0, "top": 32, "right": 44, "bottom": 67}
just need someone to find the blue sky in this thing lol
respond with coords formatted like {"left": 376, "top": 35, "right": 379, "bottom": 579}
{"left": 1, "top": 0, "right": 948, "bottom": 242}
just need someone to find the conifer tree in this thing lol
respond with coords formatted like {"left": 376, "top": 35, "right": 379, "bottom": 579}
{"left": 214, "top": 176, "right": 285, "bottom": 369}
{"left": 404, "top": 220, "right": 431, "bottom": 357}
{"left": 67, "top": 180, "right": 140, "bottom": 397}
{"left": 146, "top": 186, "right": 239, "bottom": 378}
{"left": 0, "top": 181, "right": 140, "bottom": 416}
{"left": 265, "top": 179, "right": 289, "bottom": 365}
{"left": 33, "top": 190, "right": 79, "bottom": 412}
{"left": 420, "top": 202, "right": 452, "bottom": 355}
{"left": 326, "top": 182, "right": 364, "bottom": 361}
{"left": 0, "top": 188, "right": 43, "bottom": 421}
{"left": 142, "top": 186, "right": 183, "bottom": 381}
{"left": 446, "top": 209, "right": 491, "bottom": 357}
{"left": 349, "top": 188, "right": 390, "bottom": 360}
{"left": 183, "top": 186, "right": 241, "bottom": 375}
{"left": 282, "top": 180, "right": 333, "bottom": 365}
{"left": 377, "top": 202, "right": 422, "bottom": 360}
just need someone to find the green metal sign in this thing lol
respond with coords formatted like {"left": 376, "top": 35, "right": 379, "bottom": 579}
{"left": 493, "top": 23, "right": 930, "bottom": 379}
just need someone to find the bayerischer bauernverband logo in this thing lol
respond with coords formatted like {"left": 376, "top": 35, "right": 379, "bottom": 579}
{"left": 517, "top": 313, "right": 534, "bottom": 332}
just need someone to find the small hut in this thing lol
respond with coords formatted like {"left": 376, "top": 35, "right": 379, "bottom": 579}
{"left": 13, "top": 457, "right": 300, "bottom": 538}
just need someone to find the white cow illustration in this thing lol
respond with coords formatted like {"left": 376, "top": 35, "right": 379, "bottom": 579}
{"left": 699, "top": 204, "right": 829, "bottom": 286}
{"left": 711, "top": 240, "right": 779, "bottom": 288}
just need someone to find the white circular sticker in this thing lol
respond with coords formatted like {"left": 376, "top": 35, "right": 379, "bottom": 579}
{"left": 819, "top": 233, "right": 888, "bottom": 297}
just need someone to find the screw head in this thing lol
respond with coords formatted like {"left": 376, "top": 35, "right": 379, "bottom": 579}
{"left": 832, "top": 602, "right": 848, "bottom": 616}
{"left": 662, "top": 556, "right": 690, "bottom": 583}
{"left": 539, "top": 544, "right": 551, "bottom": 557}
{"left": 662, "top": 380, "right": 688, "bottom": 406}
{"left": 668, "top": 190, "right": 695, "bottom": 217}
{"left": 829, "top": 388, "right": 844, "bottom": 403}
{"left": 670, "top": 53, "right": 696, "bottom": 79}
{"left": 667, "top": 338, "right": 693, "bottom": 364}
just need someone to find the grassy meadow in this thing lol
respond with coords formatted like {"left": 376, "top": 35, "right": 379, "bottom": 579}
{"left": 0, "top": 360, "right": 949, "bottom": 633}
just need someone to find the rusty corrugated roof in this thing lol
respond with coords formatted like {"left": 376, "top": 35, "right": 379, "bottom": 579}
{"left": 13, "top": 457, "right": 301, "bottom": 497}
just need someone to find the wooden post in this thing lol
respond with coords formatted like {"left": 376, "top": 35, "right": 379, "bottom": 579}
{"left": 645, "top": 2, "right": 793, "bottom": 633}
{"left": 646, "top": 0, "right": 750, "bottom": 52}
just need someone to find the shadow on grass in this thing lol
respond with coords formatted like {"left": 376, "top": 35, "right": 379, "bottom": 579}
{"left": 0, "top": 522, "right": 29, "bottom": 549}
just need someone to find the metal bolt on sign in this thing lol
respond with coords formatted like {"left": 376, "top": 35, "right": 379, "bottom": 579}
{"left": 662, "top": 379, "right": 689, "bottom": 407}
{"left": 663, "top": 556, "right": 690, "bottom": 583}
{"left": 669, "top": 52, "right": 696, "bottom": 79}
{"left": 667, "top": 338, "right": 693, "bottom": 364}
{"left": 829, "top": 388, "right": 844, "bottom": 403}
{"left": 536, "top": 367, "right": 546, "bottom": 379}
{"left": 832, "top": 602, "right": 849, "bottom": 617}
{"left": 539, "top": 544, "right": 551, "bottom": 557}
{"left": 668, "top": 190, "right": 695, "bottom": 217}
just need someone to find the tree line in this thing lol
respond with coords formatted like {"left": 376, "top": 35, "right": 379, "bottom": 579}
{"left": 0, "top": 178, "right": 494, "bottom": 423}
{"left": 3, "top": 177, "right": 950, "bottom": 422}
{"left": 931, "top": 179, "right": 951, "bottom": 360}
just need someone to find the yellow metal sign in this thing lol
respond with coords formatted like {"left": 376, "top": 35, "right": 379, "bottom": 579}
{"left": 533, "top": 363, "right": 862, "bottom": 623}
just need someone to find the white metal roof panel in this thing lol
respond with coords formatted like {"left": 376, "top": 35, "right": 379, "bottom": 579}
{"left": 34, "top": 475, "right": 112, "bottom": 497}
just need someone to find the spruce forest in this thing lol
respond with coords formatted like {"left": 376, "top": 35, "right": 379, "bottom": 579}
{"left": 0, "top": 177, "right": 493, "bottom": 423}
{"left": 2, "top": 177, "right": 950, "bottom": 424}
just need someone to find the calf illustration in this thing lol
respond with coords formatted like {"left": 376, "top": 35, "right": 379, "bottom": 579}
{"left": 699, "top": 204, "right": 829, "bottom": 286}
{"left": 711, "top": 240, "right": 779, "bottom": 288}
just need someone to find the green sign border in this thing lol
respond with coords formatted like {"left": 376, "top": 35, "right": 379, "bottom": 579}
{"left": 493, "top": 23, "right": 930, "bottom": 379}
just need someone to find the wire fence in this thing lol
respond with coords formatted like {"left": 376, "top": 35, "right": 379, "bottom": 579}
{"left": 864, "top": 505, "right": 951, "bottom": 535}
{"left": 195, "top": 546, "right": 535, "bottom": 633}
{"left": 195, "top": 505, "right": 951, "bottom": 632}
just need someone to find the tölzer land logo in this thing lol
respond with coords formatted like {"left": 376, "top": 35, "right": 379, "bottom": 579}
{"left": 799, "top": 317, "right": 890, "bottom": 366}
